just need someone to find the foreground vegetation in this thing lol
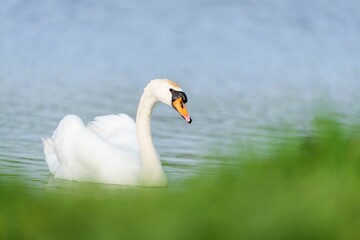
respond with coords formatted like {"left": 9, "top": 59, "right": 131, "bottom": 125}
{"left": 1, "top": 117, "right": 360, "bottom": 239}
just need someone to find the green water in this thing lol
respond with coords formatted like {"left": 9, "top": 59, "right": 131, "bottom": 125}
{"left": 1, "top": 117, "right": 360, "bottom": 239}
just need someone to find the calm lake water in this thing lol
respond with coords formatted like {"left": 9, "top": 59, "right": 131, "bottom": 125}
{"left": 0, "top": 0, "right": 360, "bottom": 189}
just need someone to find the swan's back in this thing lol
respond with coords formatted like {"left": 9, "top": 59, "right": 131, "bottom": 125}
{"left": 43, "top": 114, "right": 141, "bottom": 185}
{"left": 88, "top": 114, "right": 138, "bottom": 152}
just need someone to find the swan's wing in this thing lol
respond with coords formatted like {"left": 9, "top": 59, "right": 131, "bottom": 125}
{"left": 44, "top": 115, "right": 141, "bottom": 184}
{"left": 42, "top": 137, "right": 59, "bottom": 175}
{"left": 87, "top": 114, "right": 138, "bottom": 151}
{"left": 42, "top": 115, "right": 84, "bottom": 175}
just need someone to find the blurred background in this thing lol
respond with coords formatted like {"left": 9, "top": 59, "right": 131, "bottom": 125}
{"left": 0, "top": 0, "right": 360, "bottom": 188}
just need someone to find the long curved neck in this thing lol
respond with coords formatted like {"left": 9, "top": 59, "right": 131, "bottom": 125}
{"left": 136, "top": 89, "right": 167, "bottom": 186}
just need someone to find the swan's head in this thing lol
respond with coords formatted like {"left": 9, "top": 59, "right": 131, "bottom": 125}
{"left": 147, "top": 79, "right": 192, "bottom": 124}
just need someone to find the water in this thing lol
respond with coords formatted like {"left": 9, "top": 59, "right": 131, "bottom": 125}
{"left": 0, "top": 0, "right": 360, "bottom": 189}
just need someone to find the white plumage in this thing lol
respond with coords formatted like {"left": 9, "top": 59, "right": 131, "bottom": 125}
{"left": 43, "top": 114, "right": 141, "bottom": 185}
{"left": 42, "top": 79, "right": 191, "bottom": 186}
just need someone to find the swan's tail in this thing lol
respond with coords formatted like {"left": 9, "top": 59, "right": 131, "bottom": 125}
{"left": 42, "top": 137, "right": 60, "bottom": 175}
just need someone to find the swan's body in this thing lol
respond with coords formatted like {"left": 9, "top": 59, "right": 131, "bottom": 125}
{"left": 42, "top": 79, "right": 191, "bottom": 186}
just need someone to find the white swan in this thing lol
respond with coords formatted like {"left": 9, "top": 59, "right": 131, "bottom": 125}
{"left": 42, "top": 79, "right": 191, "bottom": 187}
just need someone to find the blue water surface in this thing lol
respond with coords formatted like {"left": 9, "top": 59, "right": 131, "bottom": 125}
{"left": 0, "top": 0, "right": 359, "bottom": 188}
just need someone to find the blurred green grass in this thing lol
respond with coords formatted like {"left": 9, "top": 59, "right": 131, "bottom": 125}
{"left": 1, "top": 117, "right": 360, "bottom": 240}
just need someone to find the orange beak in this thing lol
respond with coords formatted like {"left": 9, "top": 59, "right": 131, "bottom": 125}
{"left": 172, "top": 98, "right": 192, "bottom": 124}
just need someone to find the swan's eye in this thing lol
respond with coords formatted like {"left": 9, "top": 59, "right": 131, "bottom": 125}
{"left": 170, "top": 89, "right": 188, "bottom": 104}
